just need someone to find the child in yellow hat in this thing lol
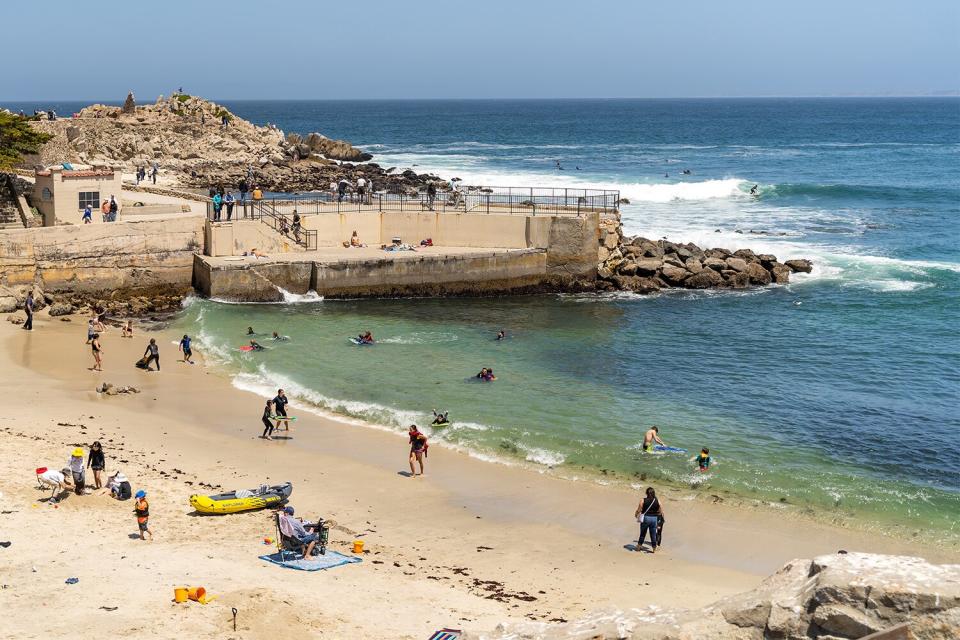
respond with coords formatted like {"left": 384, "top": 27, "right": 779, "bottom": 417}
{"left": 67, "top": 448, "right": 86, "bottom": 495}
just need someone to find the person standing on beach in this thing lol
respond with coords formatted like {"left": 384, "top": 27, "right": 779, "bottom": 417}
{"left": 634, "top": 487, "right": 663, "bottom": 553}
{"left": 408, "top": 425, "right": 428, "bottom": 477}
{"left": 134, "top": 490, "right": 152, "bottom": 540}
{"left": 87, "top": 441, "right": 106, "bottom": 489}
{"left": 262, "top": 399, "right": 275, "bottom": 440}
{"left": 90, "top": 333, "right": 103, "bottom": 371}
{"left": 67, "top": 448, "right": 86, "bottom": 495}
{"left": 142, "top": 338, "right": 160, "bottom": 371}
{"left": 178, "top": 334, "right": 194, "bottom": 364}
{"left": 642, "top": 426, "right": 665, "bottom": 452}
{"left": 23, "top": 291, "right": 34, "bottom": 331}
{"left": 273, "top": 389, "right": 289, "bottom": 430}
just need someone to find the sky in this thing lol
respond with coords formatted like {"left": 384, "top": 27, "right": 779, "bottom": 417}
{"left": 2, "top": 0, "right": 958, "bottom": 100}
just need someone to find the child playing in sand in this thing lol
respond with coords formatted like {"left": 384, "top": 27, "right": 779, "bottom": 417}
{"left": 134, "top": 490, "right": 152, "bottom": 540}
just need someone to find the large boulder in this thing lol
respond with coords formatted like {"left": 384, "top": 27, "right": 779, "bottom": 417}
{"left": 725, "top": 257, "right": 749, "bottom": 272}
{"left": 770, "top": 263, "right": 792, "bottom": 284}
{"left": 685, "top": 268, "right": 724, "bottom": 289}
{"left": 704, "top": 257, "right": 728, "bottom": 272}
{"left": 745, "top": 262, "right": 772, "bottom": 285}
{"left": 633, "top": 258, "right": 663, "bottom": 276}
{"left": 684, "top": 257, "right": 703, "bottom": 274}
{"left": 48, "top": 302, "right": 74, "bottom": 317}
{"left": 659, "top": 265, "right": 690, "bottom": 286}
{"left": 785, "top": 259, "right": 813, "bottom": 273}
{"left": 611, "top": 276, "right": 662, "bottom": 294}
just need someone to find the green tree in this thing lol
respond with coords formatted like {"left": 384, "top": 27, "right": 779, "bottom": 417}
{"left": 0, "top": 111, "right": 51, "bottom": 170}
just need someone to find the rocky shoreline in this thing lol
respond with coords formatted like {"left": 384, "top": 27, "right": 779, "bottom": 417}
{"left": 27, "top": 93, "right": 444, "bottom": 195}
{"left": 597, "top": 222, "right": 813, "bottom": 294}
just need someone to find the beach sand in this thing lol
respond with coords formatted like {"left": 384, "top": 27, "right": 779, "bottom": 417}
{"left": 0, "top": 311, "right": 949, "bottom": 639}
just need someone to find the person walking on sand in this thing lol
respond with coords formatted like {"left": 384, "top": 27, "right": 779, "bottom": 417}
{"left": 408, "top": 425, "right": 428, "bottom": 477}
{"left": 634, "top": 486, "right": 663, "bottom": 553}
{"left": 142, "top": 338, "right": 160, "bottom": 371}
{"left": 642, "top": 426, "right": 665, "bottom": 452}
{"left": 67, "top": 448, "right": 86, "bottom": 495}
{"left": 178, "top": 334, "right": 194, "bottom": 364}
{"left": 122, "top": 320, "right": 133, "bottom": 338}
{"left": 90, "top": 333, "right": 103, "bottom": 371}
{"left": 262, "top": 399, "right": 275, "bottom": 440}
{"left": 273, "top": 389, "right": 289, "bottom": 430}
{"left": 87, "top": 441, "right": 106, "bottom": 489}
{"left": 134, "top": 490, "right": 152, "bottom": 540}
{"left": 23, "top": 291, "right": 34, "bottom": 331}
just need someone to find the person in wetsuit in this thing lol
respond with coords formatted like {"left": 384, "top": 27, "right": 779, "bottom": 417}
{"left": 262, "top": 399, "right": 275, "bottom": 440}
{"left": 142, "top": 338, "right": 160, "bottom": 371}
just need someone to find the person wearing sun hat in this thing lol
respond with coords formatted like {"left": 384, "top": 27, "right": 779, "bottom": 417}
{"left": 67, "top": 447, "right": 86, "bottom": 495}
{"left": 134, "top": 490, "right": 152, "bottom": 540}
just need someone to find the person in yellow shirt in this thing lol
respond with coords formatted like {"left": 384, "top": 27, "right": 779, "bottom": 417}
{"left": 252, "top": 186, "right": 263, "bottom": 201}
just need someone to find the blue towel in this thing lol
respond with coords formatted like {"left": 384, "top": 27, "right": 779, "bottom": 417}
{"left": 259, "top": 550, "right": 362, "bottom": 572}
{"left": 428, "top": 630, "right": 462, "bottom": 640}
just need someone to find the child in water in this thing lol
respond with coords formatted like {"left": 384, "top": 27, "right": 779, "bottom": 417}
{"left": 695, "top": 448, "right": 711, "bottom": 471}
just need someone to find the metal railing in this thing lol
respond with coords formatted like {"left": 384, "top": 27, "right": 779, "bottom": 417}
{"left": 238, "top": 186, "right": 619, "bottom": 217}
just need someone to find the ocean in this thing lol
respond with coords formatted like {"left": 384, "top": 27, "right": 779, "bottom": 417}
{"left": 9, "top": 98, "right": 959, "bottom": 541}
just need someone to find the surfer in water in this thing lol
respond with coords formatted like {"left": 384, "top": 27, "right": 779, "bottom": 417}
{"left": 246, "top": 326, "right": 256, "bottom": 336}
{"left": 642, "top": 426, "right": 665, "bottom": 452}
{"left": 249, "top": 340, "right": 265, "bottom": 351}
{"left": 271, "top": 331, "right": 289, "bottom": 341}
{"left": 749, "top": 184, "right": 759, "bottom": 196}
{"left": 496, "top": 329, "right": 505, "bottom": 341}
{"left": 431, "top": 410, "right": 449, "bottom": 425}
{"left": 357, "top": 331, "right": 374, "bottom": 344}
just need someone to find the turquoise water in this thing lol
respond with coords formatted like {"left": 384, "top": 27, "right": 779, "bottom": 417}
{"left": 147, "top": 98, "right": 956, "bottom": 541}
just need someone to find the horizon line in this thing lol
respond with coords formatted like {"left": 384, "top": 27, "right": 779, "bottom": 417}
{"left": 2, "top": 94, "right": 958, "bottom": 104}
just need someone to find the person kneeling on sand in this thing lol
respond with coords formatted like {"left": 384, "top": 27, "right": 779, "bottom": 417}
{"left": 278, "top": 506, "right": 320, "bottom": 557}
{"left": 107, "top": 471, "right": 132, "bottom": 500}
{"left": 134, "top": 490, "right": 152, "bottom": 540}
{"left": 38, "top": 467, "right": 72, "bottom": 502}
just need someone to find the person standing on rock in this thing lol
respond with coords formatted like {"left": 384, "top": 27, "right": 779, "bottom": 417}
{"left": 23, "top": 291, "right": 34, "bottom": 331}
{"left": 225, "top": 192, "right": 235, "bottom": 221}
{"left": 151, "top": 161, "right": 159, "bottom": 184}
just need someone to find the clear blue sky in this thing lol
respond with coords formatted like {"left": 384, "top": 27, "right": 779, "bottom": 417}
{"left": 3, "top": 0, "right": 958, "bottom": 100}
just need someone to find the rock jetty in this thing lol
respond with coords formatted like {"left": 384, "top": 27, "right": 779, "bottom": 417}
{"left": 480, "top": 552, "right": 960, "bottom": 639}
{"left": 597, "top": 224, "right": 812, "bottom": 293}
{"left": 27, "top": 93, "right": 443, "bottom": 194}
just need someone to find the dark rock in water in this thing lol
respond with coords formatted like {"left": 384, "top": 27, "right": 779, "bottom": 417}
{"left": 703, "top": 257, "right": 728, "bottom": 272}
{"left": 660, "top": 265, "right": 690, "bottom": 286}
{"left": 725, "top": 271, "right": 751, "bottom": 288}
{"left": 612, "top": 276, "right": 661, "bottom": 294}
{"left": 684, "top": 257, "right": 704, "bottom": 274}
{"left": 756, "top": 253, "right": 778, "bottom": 265}
{"left": 745, "top": 262, "right": 773, "bottom": 285}
{"left": 770, "top": 263, "right": 792, "bottom": 284}
{"left": 733, "top": 248, "right": 757, "bottom": 261}
{"left": 724, "top": 257, "right": 749, "bottom": 272}
{"left": 633, "top": 258, "right": 663, "bottom": 276}
{"left": 785, "top": 259, "right": 814, "bottom": 273}
{"left": 685, "top": 269, "right": 724, "bottom": 289}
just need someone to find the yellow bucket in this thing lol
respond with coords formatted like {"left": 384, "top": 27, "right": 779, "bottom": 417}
{"left": 173, "top": 587, "right": 189, "bottom": 603}
{"left": 188, "top": 586, "right": 206, "bottom": 602}
{"left": 352, "top": 540, "right": 364, "bottom": 554}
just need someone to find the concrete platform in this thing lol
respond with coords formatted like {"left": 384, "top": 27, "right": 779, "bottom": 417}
{"left": 193, "top": 246, "right": 555, "bottom": 301}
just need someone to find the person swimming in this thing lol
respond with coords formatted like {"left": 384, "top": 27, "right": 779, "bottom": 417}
{"left": 271, "top": 331, "right": 290, "bottom": 341}
{"left": 432, "top": 409, "right": 450, "bottom": 425}
{"left": 246, "top": 326, "right": 255, "bottom": 336}
{"left": 357, "top": 331, "right": 374, "bottom": 344}
{"left": 496, "top": 329, "right": 505, "bottom": 341}
{"left": 249, "top": 340, "right": 265, "bottom": 351}
{"left": 476, "top": 368, "right": 496, "bottom": 382}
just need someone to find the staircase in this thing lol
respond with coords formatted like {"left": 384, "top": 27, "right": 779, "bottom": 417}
{"left": 253, "top": 200, "right": 317, "bottom": 250}
{"left": 0, "top": 174, "right": 26, "bottom": 229}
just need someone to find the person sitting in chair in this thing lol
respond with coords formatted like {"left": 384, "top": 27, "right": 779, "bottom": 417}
{"left": 278, "top": 506, "right": 320, "bottom": 558}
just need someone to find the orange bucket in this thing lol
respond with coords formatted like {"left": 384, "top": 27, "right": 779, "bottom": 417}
{"left": 188, "top": 586, "right": 206, "bottom": 602}
{"left": 173, "top": 587, "right": 189, "bottom": 603}
{"left": 352, "top": 540, "right": 364, "bottom": 554}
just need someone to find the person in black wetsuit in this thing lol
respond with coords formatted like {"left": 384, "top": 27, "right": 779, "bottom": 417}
{"left": 262, "top": 399, "right": 275, "bottom": 440}
{"left": 87, "top": 441, "right": 106, "bottom": 489}
{"left": 273, "top": 389, "right": 289, "bottom": 430}
{"left": 142, "top": 338, "right": 160, "bottom": 371}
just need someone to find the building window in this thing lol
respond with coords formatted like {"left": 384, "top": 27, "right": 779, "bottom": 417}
{"left": 41, "top": 187, "right": 53, "bottom": 201}
{"left": 78, "top": 191, "right": 99, "bottom": 210}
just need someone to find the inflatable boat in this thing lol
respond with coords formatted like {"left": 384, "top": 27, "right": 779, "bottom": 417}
{"left": 190, "top": 482, "right": 293, "bottom": 515}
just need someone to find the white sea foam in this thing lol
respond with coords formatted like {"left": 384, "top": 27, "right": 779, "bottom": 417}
{"left": 517, "top": 444, "right": 566, "bottom": 467}
{"left": 378, "top": 331, "right": 460, "bottom": 345}
{"left": 277, "top": 287, "right": 324, "bottom": 303}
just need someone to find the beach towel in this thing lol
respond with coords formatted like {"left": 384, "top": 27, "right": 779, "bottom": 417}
{"left": 259, "top": 550, "right": 361, "bottom": 572}
{"left": 428, "top": 630, "right": 462, "bottom": 640}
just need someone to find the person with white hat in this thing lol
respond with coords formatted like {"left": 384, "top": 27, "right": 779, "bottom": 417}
{"left": 107, "top": 471, "right": 132, "bottom": 500}
{"left": 38, "top": 467, "right": 72, "bottom": 502}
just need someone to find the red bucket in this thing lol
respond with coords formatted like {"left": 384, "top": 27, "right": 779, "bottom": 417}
{"left": 36, "top": 467, "right": 48, "bottom": 475}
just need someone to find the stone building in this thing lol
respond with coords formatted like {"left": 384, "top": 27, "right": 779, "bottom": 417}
{"left": 33, "top": 166, "right": 123, "bottom": 225}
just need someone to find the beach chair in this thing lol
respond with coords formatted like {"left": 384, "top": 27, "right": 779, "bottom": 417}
{"left": 428, "top": 630, "right": 462, "bottom": 640}
{"left": 274, "top": 512, "right": 330, "bottom": 560}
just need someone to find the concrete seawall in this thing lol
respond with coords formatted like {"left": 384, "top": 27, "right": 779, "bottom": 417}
{"left": 0, "top": 214, "right": 205, "bottom": 294}
{"left": 193, "top": 248, "right": 563, "bottom": 301}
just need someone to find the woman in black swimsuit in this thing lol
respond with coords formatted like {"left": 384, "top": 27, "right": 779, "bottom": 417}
{"left": 262, "top": 400, "right": 275, "bottom": 440}
{"left": 90, "top": 333, "right": 103, "bottom": 371}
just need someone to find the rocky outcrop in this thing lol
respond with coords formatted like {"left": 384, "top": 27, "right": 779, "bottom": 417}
{"left": 596, "top": 222, "right": 813, "bottom": 293}
{"left": 27, "top": 93, "right": 439, "bottom": 195}
{"left": 479, "top": 552, "right": 960, "bottom": 639}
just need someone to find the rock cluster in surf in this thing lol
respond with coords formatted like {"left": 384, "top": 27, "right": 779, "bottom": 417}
{"left": 597, "top": 224, "right": 813, "bottom": 293}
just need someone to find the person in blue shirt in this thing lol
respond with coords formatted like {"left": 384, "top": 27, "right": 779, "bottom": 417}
{"left": 82, "top": 204, "right": 92, "bottom": 224}
{"left": 178, "top": 334, "right": 194, "bottom": 364}
{"left": 212, "top": 192, "right": 223, "bottom": 221}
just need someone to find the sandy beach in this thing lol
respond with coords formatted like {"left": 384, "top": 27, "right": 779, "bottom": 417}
{"left": 0, "top": 310, "right": 951, "bottom": 639}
